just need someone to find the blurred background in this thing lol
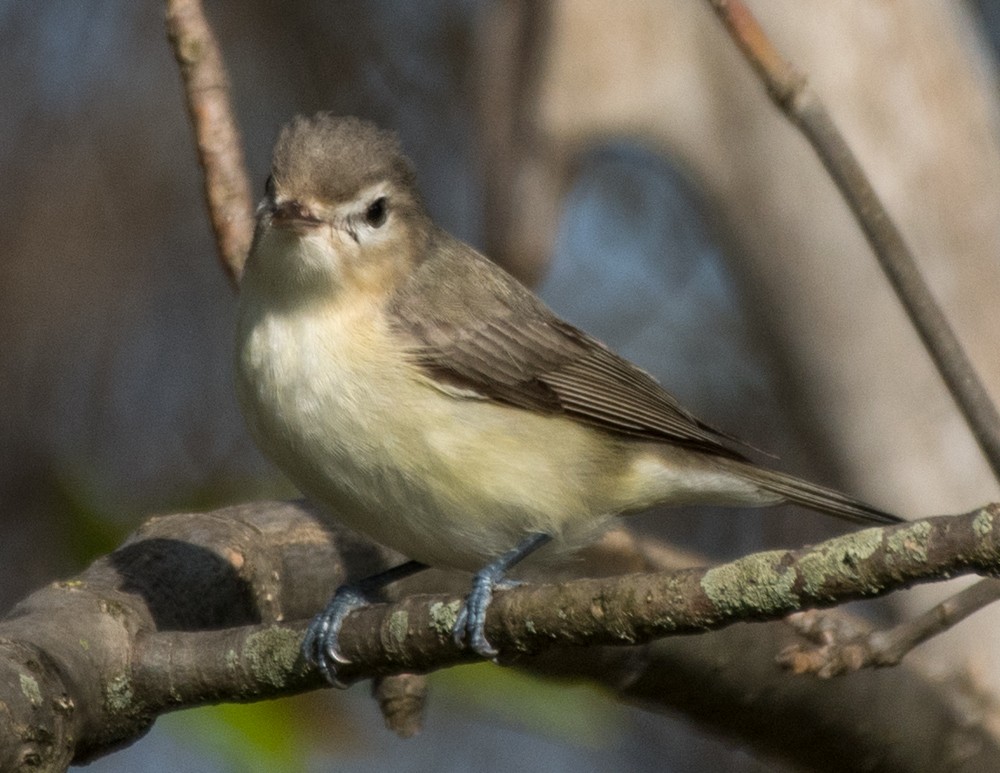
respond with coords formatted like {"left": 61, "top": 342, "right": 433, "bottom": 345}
{"left": 5, "top": 1, "right": 1000, "bottom": 770}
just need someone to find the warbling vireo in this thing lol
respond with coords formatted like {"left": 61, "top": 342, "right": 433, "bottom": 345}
{"left": 236, "top": 113, "right": 902, "bottom": 684}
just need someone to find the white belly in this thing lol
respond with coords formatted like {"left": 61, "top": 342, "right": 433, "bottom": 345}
{"left": 235, "top": 296, "right": 623, "bottom": 572}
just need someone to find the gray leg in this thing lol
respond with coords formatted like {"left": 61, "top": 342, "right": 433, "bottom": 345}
{"left": 303, "top": 560, "right": 428, "bottom": 686}
{"left": 453, "top": 533, "right": 552, "bottom": 658}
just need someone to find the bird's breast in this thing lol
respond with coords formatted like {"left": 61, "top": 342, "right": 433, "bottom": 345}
{"left": 235, "top": 294, "right": 631, "bottom": 570}
{"left": 234, "top": 295, "right": 510, "bottom": 567}
{"left": 236, "top": 295, "right": 416, "bottom": 501}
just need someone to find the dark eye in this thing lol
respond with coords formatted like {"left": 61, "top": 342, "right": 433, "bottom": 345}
{"left": 365, "top": 196, "right": 387, "bottom": 228}
{"left": 264, "top": 174, "right": 275, "bottom": 198}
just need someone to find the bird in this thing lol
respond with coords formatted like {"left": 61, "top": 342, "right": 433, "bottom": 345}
{"left": 235, "top": 112, "right": 902, "bottom": 684}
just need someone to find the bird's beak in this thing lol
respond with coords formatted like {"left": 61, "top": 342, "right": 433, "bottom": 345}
{"left": 270, "top": 199, "right": 323, "bottom": 232}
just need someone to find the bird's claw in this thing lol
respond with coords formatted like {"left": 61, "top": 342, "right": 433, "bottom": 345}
{"left": 451, "top": 574, "right": 526, "bottom": 658}
{"left": 302, "top": 585, "right": 367, "bottom": 687}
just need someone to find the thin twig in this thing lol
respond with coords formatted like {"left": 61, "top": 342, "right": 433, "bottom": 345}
{"left": 781, "top": 579, "right": 1000, "bottom": 677}
{"left": 707, "top": 0, "right": 1000, "bottom": 672}
{"left": 706, "top": 0, "right": 1000, "bottom": 481}
{"left": 165, "top": 0, "right": 254, "bottom": 285}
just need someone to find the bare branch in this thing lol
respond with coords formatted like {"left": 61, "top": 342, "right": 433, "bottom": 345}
{"left": 165, "top": 0, "right": 254, "bottom": 285}
{"left": 781, "top": 578, "right": 1000, "bottom": 677}
{"left": 331, "top": 506, "right": 1000, "bottom": 674}
{"left": 706, "top": 0, "right": 1000, "bottom": 481}
{"left": 3, "top": 501, "right": 1000, "bottom": 769}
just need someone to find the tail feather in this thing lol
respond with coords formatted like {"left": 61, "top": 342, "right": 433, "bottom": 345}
{"left": 726, "top": 461, "right": 903, "bottom": 526}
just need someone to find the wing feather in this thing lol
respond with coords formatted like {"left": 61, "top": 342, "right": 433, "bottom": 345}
{"left": 389, "top": 232, "right": 745, "bottom": 459}
{"left": 386, "top": 230, "right": 901, "bottom": 525}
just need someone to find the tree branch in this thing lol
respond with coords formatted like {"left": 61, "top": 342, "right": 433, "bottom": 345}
{"left": 3, "top": 500, "right": 1000, "bottom": 770}
{"left": 781, "top": 579, "right": 1000, "bottom": 677}
{"left": 165, "top": 0, "right": 253, "bottom": 285}
{"left": 331, "top": 506, "right": 1000, "bottom": 674}
{"left": 706, "top": 0, "right": 1000, "bottom": 481}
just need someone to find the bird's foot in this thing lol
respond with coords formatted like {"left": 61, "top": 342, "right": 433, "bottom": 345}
{"left": 452, "top": 572, "right": 520, "bottom": 658}
{"left": 302, "top": 560, "right": 428, "bottom": 687}
{"left": 301, "top": 584, "right": 369, "bottom": 688}
{"left": 452, "top": 532, "right": 552, "bottom": 659}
